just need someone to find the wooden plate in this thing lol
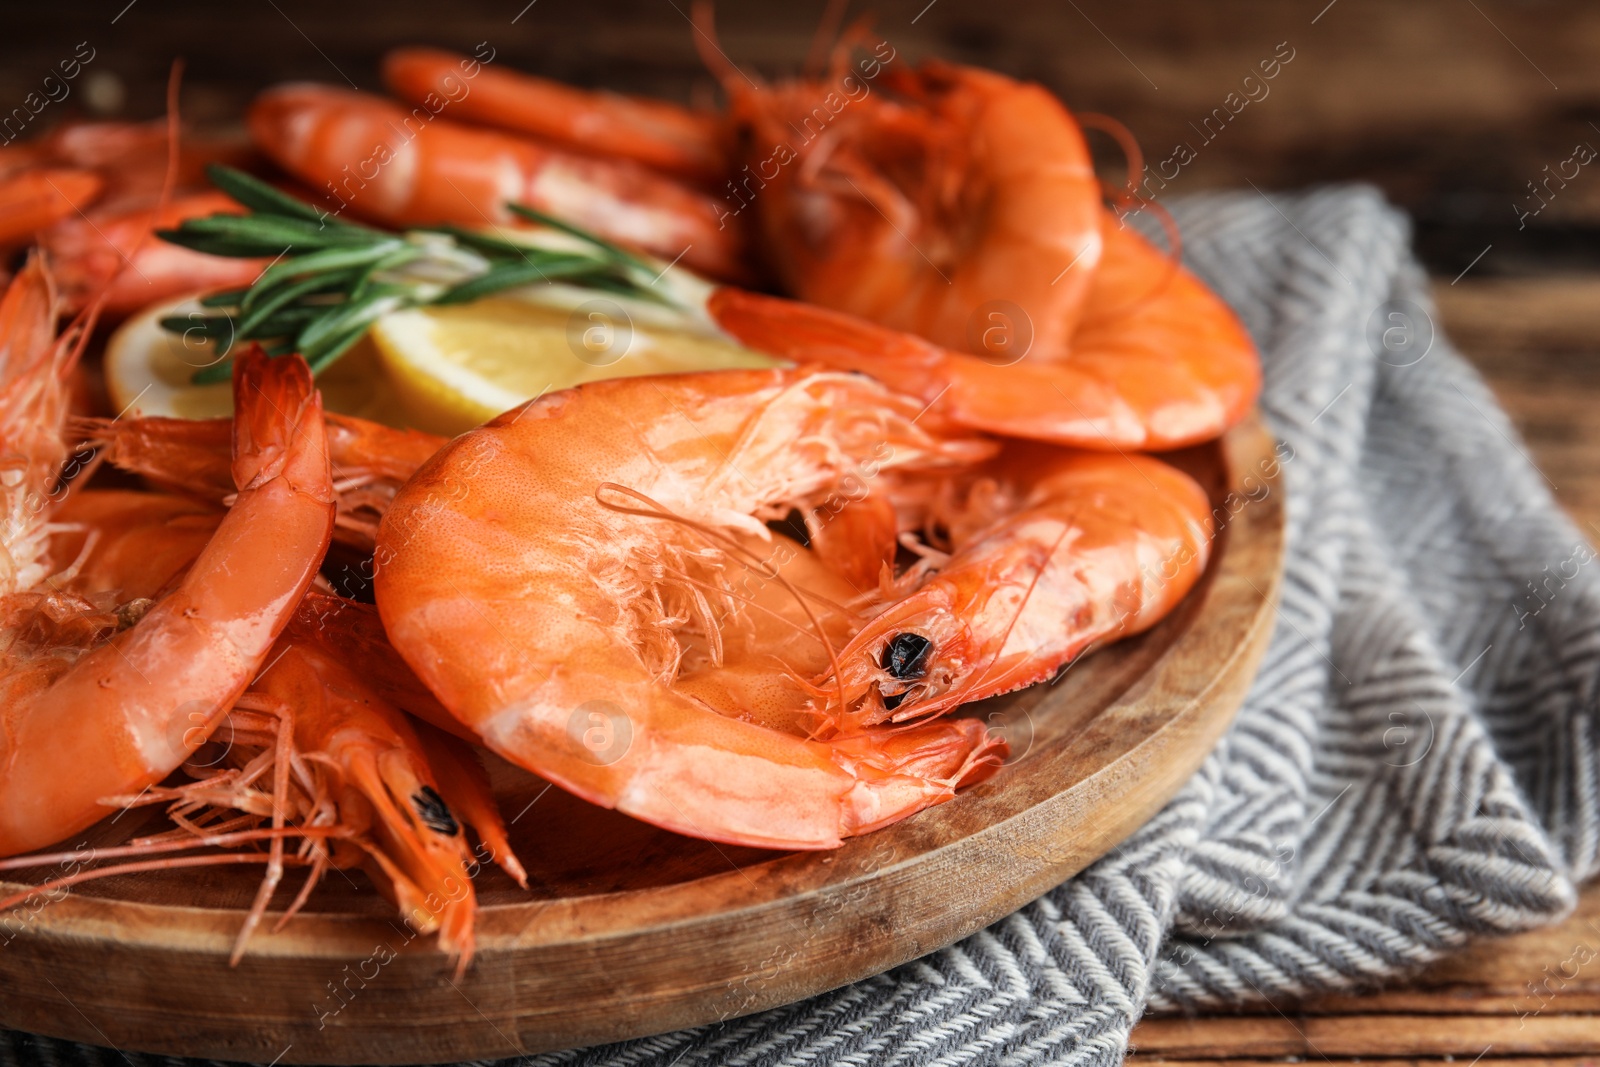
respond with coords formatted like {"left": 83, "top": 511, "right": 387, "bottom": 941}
{"left": 0, "top": 415, "right": 1285, "bottom": 1065}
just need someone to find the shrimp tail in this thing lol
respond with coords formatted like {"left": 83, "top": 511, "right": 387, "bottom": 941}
{"left": 0, "top": 347, "right": 333, "bottom": 858}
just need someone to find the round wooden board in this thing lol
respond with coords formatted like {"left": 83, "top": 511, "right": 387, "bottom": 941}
{"left": 0, "top": 415, "right": 1285, "bottom": 1065}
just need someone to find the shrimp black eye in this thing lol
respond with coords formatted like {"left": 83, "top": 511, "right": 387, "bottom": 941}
{"left": 882, "top": 632, "right": 933, "bottom": 681}
{"left": 411, "top": 785, "right": 461, "bottom": 837}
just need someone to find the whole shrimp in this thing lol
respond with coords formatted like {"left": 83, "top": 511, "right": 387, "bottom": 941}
{"left": 703, "top": 29, "right": 1260, "bottom": 449}
{"left": 3, "top": 115, "right": 265, "bottom": 314}
{"left": 0, "top": 345, "right": 334, "bottom": 857}
{"left": 820, "top": 442, "right": 1214, "bottom": 727}
{"left": 0, "top": 619, "right": 520, "bottom": 970}
{"left": 700, "top": 14, "right": 1102, "bottom": 364}
{"left": 702, "top": 217, "right": 1261, "bottom": 451}
{"left": 247, "top": 84, "right": 750, "bottom": 283}
{"left": 383, "top": 47, "right": 727, "bottom": 185}
{"left": 374, "top": 368, "right": 1007, "bottom": 850}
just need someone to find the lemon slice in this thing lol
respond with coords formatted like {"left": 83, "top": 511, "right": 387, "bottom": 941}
{"left": 369, "top": 297, "right": 779, "bottom": 436}
{"left": 105, "top": 297, "right": 411, "bottom": 424}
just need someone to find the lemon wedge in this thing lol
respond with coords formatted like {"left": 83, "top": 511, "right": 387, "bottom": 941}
{"left": 368, "top": 296, "right": 779, "bottom": 436}
{"left": 105, "top": 297, "right": 412, "bottom": 424}
{"left": 107, "top": 292, "right": 779, "bottom": 437}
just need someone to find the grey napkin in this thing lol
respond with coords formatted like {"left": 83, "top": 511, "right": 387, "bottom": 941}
{"left": 7, "top": 186, "right": 1596, "bottom": 1067}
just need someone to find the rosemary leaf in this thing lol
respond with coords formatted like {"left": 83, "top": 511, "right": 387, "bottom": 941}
{"left": 204, "top": 165, "right": 375, "bottom": 234}
{"left": 305, "top": 323, "right": 376, "bottom": 375}
{"left": 248, "top": 243, "right": 404, "bottom": 306}
{"left": 239, "top": 269, "right": 359, "bottom": 332}
{"left": 436, "top": 254, "right": 607, "bottom": 305}
{"left": 505, "top": 202, "right": 654, "bottom": 275}
{"left": 161, "top": 168, "right": 685, "bottom": 383}
{"left": 296, "top": 288, "right": 405, "bottom": 359}
{"left": 242, "top": 300, "right": 328, "bottom": 340}
{"left": 349, "top": 246, "right": 427, "bottom": 301}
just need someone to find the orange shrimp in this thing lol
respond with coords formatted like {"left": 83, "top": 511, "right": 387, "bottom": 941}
{"left": 383, "top": 47, "right": 727, "bottom": 184}
{"left": 694, "top": 12, "right": 1259, "bottom": 449}
{"left": 821, "top": 443, "right": 1213, "bottom": 727}
{"left": 0, "top": 167, "right": 102, "bottom": 247}
{"left": 248, "top": 83, "right": 751, "bottom": 283}
{"left": 48, "top": 489, "right": 224, "bottom": 601}
{"left": 0, "top": 257, "right": 74, "bottom": 597}
{"left": 230, "top": 637, "right": 489, "bottom": 967}
{"left": 697, "top": 214, "right": 1260, "bottom": 450}
{"left": 705, "top": 30, "right": 1102, "bottom": 363}
{"left": 3, "top": 614, "right": 520, "bottom": 969}
{"left": 0, "top": 347, "right": 335, "bottom": 857}
{"left": 374, "top": 368, "right": 1005, "bottom": 850}
{"left": 281, "top": 592, "right": 527, "bottom": 885}
{"left": 35, "top": 120, "right": 257, "bottom": 210}
{"left": 40, "top": 189, "right": 268, "bottom": 316}
{"left": 78, "top": 409, "right": 444, "bottom": 551}
{"left": 282, "top": 590, "right": 478, "bottom": 743}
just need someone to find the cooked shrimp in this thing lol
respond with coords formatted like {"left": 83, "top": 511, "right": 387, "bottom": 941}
{"left": 36, "top": 120, "right": 257, "bottom": 210}
{"left": 0, "top": 616, "right": 517, "bottom": 970}
{"left": 282, "top": 593, "right": 527, "bottom": 882}
{"left": 0, "top": 257, "right": 74, "bottom": 597}
{"left": 41, "top": 190, "right": 268, "bottom": 317}
{"left": 0, "top": 347, "right": 335, "bottom": 857}
{"left": 248, "top": 83, "right": 750, "bottom": 283}
{"left": 705, "top": 28, "right": 1102, "bottom": 362}
{"left": 375, "top": 368, "right": 1005, "bottom": 850}
{"left": 701, "top": 215, "right": 1260, "bottom": 450}
{"left": 0, "top": 168, "right": 102, "bottom": 247}
{"left": 78, "top": 409, "right": 444, "bottom": 551}
{"left": 822, "top": 443, "right": 1214, "bottom": 727}
{"left": 48, "top": 489, "right": 223, "bottom": 600}
{"left": 691, "top": 10, "right": 1258, "bottom": 448}
{"left": 384, "top": 47, "right": 727, "bottom": 184}
{"left": 232, "top": 637, "right": 489, "bottom": 967}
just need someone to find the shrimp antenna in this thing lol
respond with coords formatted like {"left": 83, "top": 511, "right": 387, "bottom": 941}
{"left": 1102, "top": 194, "right": 1183, "bottom": 322}
{"left": 804, "top": 0, "right": 851, "bottom": 76}
{"left": 691, "top": 0, "right": 759, "bottom": 94}
{"left": 1078, "top": 112, "right": 1145, "bottom": 204}
{"left": 1077, "top": 110, "right": 1184, "bottom": 321}
{"left": 0, "top": 853, "right": 312, "bottom": 922}
{"left": 0, "top": 826, "right": 340, "bottom": 875}
{"left": 595, "top": 482, "right": 850, "bottom": 716}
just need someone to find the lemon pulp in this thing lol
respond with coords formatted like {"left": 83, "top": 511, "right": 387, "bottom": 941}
{"left": 370, "top": 298, "right": 778, "bottom": 436}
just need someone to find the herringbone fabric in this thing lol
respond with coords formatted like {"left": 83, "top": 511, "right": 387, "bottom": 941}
{"left": 7, "top": 187, "right": 1594, "bottom": 1067}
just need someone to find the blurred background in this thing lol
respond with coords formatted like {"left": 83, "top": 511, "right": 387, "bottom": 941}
{"left": 4, "top": 0, "right": 1597, "bottom": 517}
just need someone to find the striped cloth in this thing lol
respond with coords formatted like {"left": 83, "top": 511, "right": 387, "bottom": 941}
{"left": 7, "top": 186, "right": 1596, "bottom": 1066}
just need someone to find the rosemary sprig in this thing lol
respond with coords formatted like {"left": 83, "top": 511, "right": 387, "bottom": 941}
{"left": 157, "top": 165, "right": 675, "bottom": 383}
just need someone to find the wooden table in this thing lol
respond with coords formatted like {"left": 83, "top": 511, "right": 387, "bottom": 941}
{"left": 1131, "top": 883, "right": 1600, "bottom": 1065}
{"left": 4, "top": 1, "right": 1598, "bottom": 1061}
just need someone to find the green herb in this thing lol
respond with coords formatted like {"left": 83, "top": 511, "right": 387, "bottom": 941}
{"left": 157, "top": 164, "right": 675, "bottom": 383}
